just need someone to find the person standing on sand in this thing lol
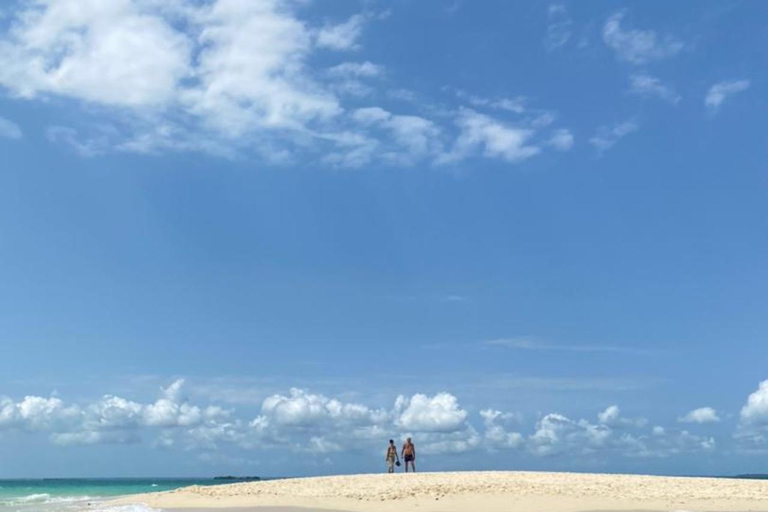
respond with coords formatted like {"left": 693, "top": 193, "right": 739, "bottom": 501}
{"left": 386, "top": 439, "right": 399, "bottom": 473}
{"left": 402, "top": 437, "right": 416, "bottom": 473}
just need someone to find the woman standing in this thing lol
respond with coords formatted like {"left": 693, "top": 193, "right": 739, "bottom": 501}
{"left": 386, "top": 439, "right": 399, "bottom": 473}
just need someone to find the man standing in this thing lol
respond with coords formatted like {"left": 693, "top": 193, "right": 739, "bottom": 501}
{"left": 401, "top": 437, "right": 416, "bottom": 473}
{"left": 386, "top": 439, "right": 399, "bottom": 473}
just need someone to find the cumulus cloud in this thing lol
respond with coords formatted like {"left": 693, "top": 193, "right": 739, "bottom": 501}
{"left": 395, "top": 393, "right": 469, "bottom": 433}
{"left": 737, "top": 381, "right": 768, "bottom": 449}
{"left": 0, "top": 396, "right": 80, "bottom": 432}
{"left": 603, "top": 12, "right": 684, "bottom": 65}
{"left": 0, "top": 0, "right": 192, "bottom": 107}
{"left": 0, "top": 379, "right": 227, "bottom": 446}
{"left": 629, "top": 75, "right": 681, "bottom": 104}
{"left": 679, "top": 407, "right": 720, "bottom": 424}
{"left": 589, "top": 120, "right": 638, "bottom": 153}
{"left": 705, "top": 80, "right": 750, "bottom": 112}
{"left": 0, "top": 381, "right": 721, "bottom": 462}
{"left": 597, "top": 405, "right": 647, "bottom": 428}
{"left": 259, "top": 388, "right": 387, "bottom": 428}
{"left": 529, "top": 413, "right": 612, "bottom": 456}
{"left": 0, "top": 116, "right": 22, "bottom": 139}
{"left": 480, "top": 409, "right": 524, "bottom": 450}
{"left": 740, "top": 380, "right": 768, "bottom": 425}
{"left": 529, "top": 410, "right": 712, "bottom": 458}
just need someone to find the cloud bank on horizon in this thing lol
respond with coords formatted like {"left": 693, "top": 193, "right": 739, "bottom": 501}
{"left": 0, "top": 379, "right": 732, "bottom": 457}
{"left": 5, "top": 378, "right": 768, "bottom": 467}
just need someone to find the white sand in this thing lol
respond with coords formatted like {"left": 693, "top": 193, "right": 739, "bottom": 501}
{"left": 107, "top": 471, "right": 768, "bottom": 512}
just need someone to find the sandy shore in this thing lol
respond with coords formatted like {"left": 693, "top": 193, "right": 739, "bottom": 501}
{"left": 106, "top": 471, "right": 768, "bottom": 512}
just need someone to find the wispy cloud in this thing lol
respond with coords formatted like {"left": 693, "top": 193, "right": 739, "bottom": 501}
{"left": 589, "top": 120, "right": 639, "bottom": 153}
{"left": 0, "top": 116, "right": 22, "bottom": 139}
{"left": 436, "top": 108, "right": 541, "bottom": 165}
{"left": 544, "top": 4, "right": 572, "bottom": 51}
{"left": 603, "top": 12, "right": 684, "bottom": 65}
{"left": 705, "top": 79, "right": 750, "bottom": 112}
{"left": 484, "top": 336, "right": 659, "bottom": 355}
{"left": 629, "top": 74, "right": 681, "bottom": 104}
{"left": 548, "top": 128, "right": 575, "bottom": 151}
{"left": 316, "top": 14, "right": 367, "bottom": 51}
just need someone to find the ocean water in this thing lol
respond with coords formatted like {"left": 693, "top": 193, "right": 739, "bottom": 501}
{"left": 0, "top": 479, "right": 229, "bottom": 512}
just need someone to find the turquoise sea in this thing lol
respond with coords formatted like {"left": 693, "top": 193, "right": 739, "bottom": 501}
{"left": 0, "top": 479, "right": 232, "bottom": 512}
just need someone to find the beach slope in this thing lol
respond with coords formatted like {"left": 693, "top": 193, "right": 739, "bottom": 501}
{"left": 107, "top": 471, "right": 768, "bottom": 512}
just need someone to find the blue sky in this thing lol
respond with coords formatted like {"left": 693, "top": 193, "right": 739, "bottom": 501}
{"left": 1, "top": 0, "right": 767, "bottom": 478}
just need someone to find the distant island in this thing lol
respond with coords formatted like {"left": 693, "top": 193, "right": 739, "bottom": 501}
{"left": 213, "top": 476, "right": 261, "bottom": 481}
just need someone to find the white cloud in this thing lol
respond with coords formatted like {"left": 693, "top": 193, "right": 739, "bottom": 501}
{"left": 629, "top": 75, "right": 681, "bottom": 104}
{"left": 342, "top": 106, "right": 443, "bottom": 166}
{"left": 589, "top": 120, "right": 638, "bottom": 153}
{"left": 0, "top": 0, "right": 191, "bottom": 107}
{"left": 0, "top": 379, "right": 230, "bottom": 446}
{"left": 705, "top": 79, "right": 750, "bottom": 111}
{"left": 0, "top": 0, "right": 342, "bottom": 158}
{"left": 529, "top": 413, "right": 611, "bottom": 456}
{"left": 679, "top": 407, "right": 720, "bottom": 424}
{"left": 184, "top": 1, "right": 341, "bottom": 136}
{"left": 0, "top": 396, "right": 81, "bottom": 432}
{"left": 0, "top": 116, "right": 22, "bottom": 139}
{"left": 597, "top": 405, "right": 647, "bottom": 428}
{"left": 480, "top": 409, "right": 524, "bottom": 450}
{"left": 327, "top": 61, "right": 383, "bottom": 78}
{"left": 316, "top": 14, "right": 365, "bottom": 51}
{"left": 395, "top": 393, "right": 468, "bottom": 433}
{"left": 603, "top": 12, "right": 684, "bottom": 65}
{"left": 737, "top": 381, "right": 768, "bottom": 449}
{"left": 461, "top": 94, "right": 527, "bottom": 114}
{"left": 438, "top": 108, "right": 540, "bottom": 165}
{"left": 529, "top": 410, "right": 712, "bottom": 458}
{"left": 548, "top": 128, "right": 574, "bottom": 151}
{"left": 740, "top": 380, "right": 768, "bottom": 425}
{"left": 260, "top": 388, "right": 387, "bottom": 427}
{"left": 0, "top": 383, "right": 725, "bottom": 461}
{"left": 0, "top": 1, "right": 573, "bottom": 170}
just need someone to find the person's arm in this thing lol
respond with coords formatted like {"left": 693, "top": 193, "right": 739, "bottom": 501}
{"left": 413, "top": 445, "right": 416, "bottom": 460}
